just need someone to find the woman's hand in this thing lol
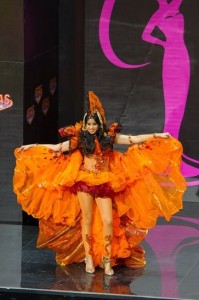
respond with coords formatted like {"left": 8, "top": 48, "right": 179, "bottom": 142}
{"left": 18, "top": 144, "right": 37, "bottom": 151}
{"left": 154, "top": 132, "right": 171, "bottom": 138}
{"left": 17, "top": 142, "right": 68, "bottom": 152}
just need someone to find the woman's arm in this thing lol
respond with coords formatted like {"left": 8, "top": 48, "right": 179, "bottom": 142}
{"left": 19, "top": 140, "right": 70, "bottom": 152}
{"left": 115, "top": 132, "right": 171, "bottom": 145}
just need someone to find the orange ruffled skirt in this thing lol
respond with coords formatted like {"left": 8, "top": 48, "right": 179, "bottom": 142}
{"left": 13, "top": 137, "right": 187, "bottom": 267}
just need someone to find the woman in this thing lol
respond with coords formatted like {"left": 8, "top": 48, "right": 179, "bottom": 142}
{"left": 14, "top": 91, "right": 186, "bottom": 275}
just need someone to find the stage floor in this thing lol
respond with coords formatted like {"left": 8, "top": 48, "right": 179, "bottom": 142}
{"left": 0, "top": 201, "right": 199, "bottom": 300}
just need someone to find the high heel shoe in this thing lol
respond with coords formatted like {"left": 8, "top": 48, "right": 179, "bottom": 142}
{"left": 85, "top": 256, "right": 95, "bottom": 274}
{"left": 102, "top": 257, "right": 114, "bottom": 276}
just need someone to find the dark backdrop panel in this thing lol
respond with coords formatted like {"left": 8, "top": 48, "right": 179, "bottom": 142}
{"left": 24, "top": 48, "right": 58, "bottom": 145}
{"left": 85, "top": 0, "right": 199, "bottom": 201}
{"left": 0, "top": 62, "right": 23, "bottom": 223}
{"left": 0, "top": 0, "right": 24, "bottom": 223}
{"left": 24, "top": 0, "right": 58, "bottom": 61}
{"left": 24, "top": 0, "right": 59, "bottom": 145}
{"left": 58, "top": 0, "right": 85, "bottom": 130}
{"left": 0, "top": 0, "right": 24, "bottom": 61}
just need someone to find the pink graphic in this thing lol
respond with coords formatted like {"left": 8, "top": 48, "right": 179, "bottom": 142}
{"left": 142, "top": 0, "right": 189, "bottom": 139}
{"left": 142, "top": 0, "right": 199, "bottom": 179}
{"left": 99, "top": 0, "right": 199, "bottom": 182}
{"left": 99, "top": 0, "right": 149, "bottom": 68}
{"left": 146, "top": 216, "right": 199, "bottom": 298}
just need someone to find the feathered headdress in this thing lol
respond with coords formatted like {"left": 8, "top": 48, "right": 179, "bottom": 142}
{"left": 83, "top": 91, "right": 106, "bottom": 129}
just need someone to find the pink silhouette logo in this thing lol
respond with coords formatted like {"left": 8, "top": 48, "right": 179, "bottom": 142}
{"left": 99, "top": 0, "right": 199, "bottom": 184}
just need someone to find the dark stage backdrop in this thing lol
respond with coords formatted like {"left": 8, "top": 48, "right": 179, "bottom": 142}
{"left": 0, "top": 0, "right": 24, "bottom": 223}
{"left": 84, "top": 0, "right": 199, "bottom": 201}
{"left": 58, "top": 0, "right": 84, "bottom": 130}
{"left": 0, "top": 0, "right": 85, "bottom": 224}
{"left": 0, "top": 0, "right": 59, "bottom": 224}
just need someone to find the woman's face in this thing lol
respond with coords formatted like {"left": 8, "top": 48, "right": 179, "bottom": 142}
{"left": 85, "top": 118, "right": 99, "bottom": 134}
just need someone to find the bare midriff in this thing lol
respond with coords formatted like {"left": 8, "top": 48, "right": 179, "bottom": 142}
{"left": 82, "top": 153, "right": 109, "bottom": 173}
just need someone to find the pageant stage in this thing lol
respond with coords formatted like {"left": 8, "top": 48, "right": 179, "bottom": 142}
{"left": 0, "top": 200, "right": 199, "bottom": 300}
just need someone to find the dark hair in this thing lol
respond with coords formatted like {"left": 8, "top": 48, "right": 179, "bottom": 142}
{"left": 79, "top": 113, "right": 112, "bottom": 155}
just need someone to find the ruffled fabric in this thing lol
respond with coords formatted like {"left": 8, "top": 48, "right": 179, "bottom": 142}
{"left": 13, "top": 137, "right": 186, "bottom": 267}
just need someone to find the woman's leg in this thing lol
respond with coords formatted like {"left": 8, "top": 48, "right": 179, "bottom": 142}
{"left": 95, "top": 197, "right": 114, "bottom": 275}
{"left": 77, "top": 191, "right": 94, "bottom": 273}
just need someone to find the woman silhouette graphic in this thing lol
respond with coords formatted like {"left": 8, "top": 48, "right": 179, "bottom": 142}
{"left": 142, "top": 0, "right": 199, "bottom": 178}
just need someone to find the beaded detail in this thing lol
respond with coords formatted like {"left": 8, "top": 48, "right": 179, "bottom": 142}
{"left": 128, "top": 135, "right": 133, "bottom": 144}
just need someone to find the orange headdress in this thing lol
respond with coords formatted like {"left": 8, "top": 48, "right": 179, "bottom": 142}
{"left": 59, "top": 91, "right": 122, "bottom": 147}
{"left": 82, "top": 91, "right": 107, "bottom": 129}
